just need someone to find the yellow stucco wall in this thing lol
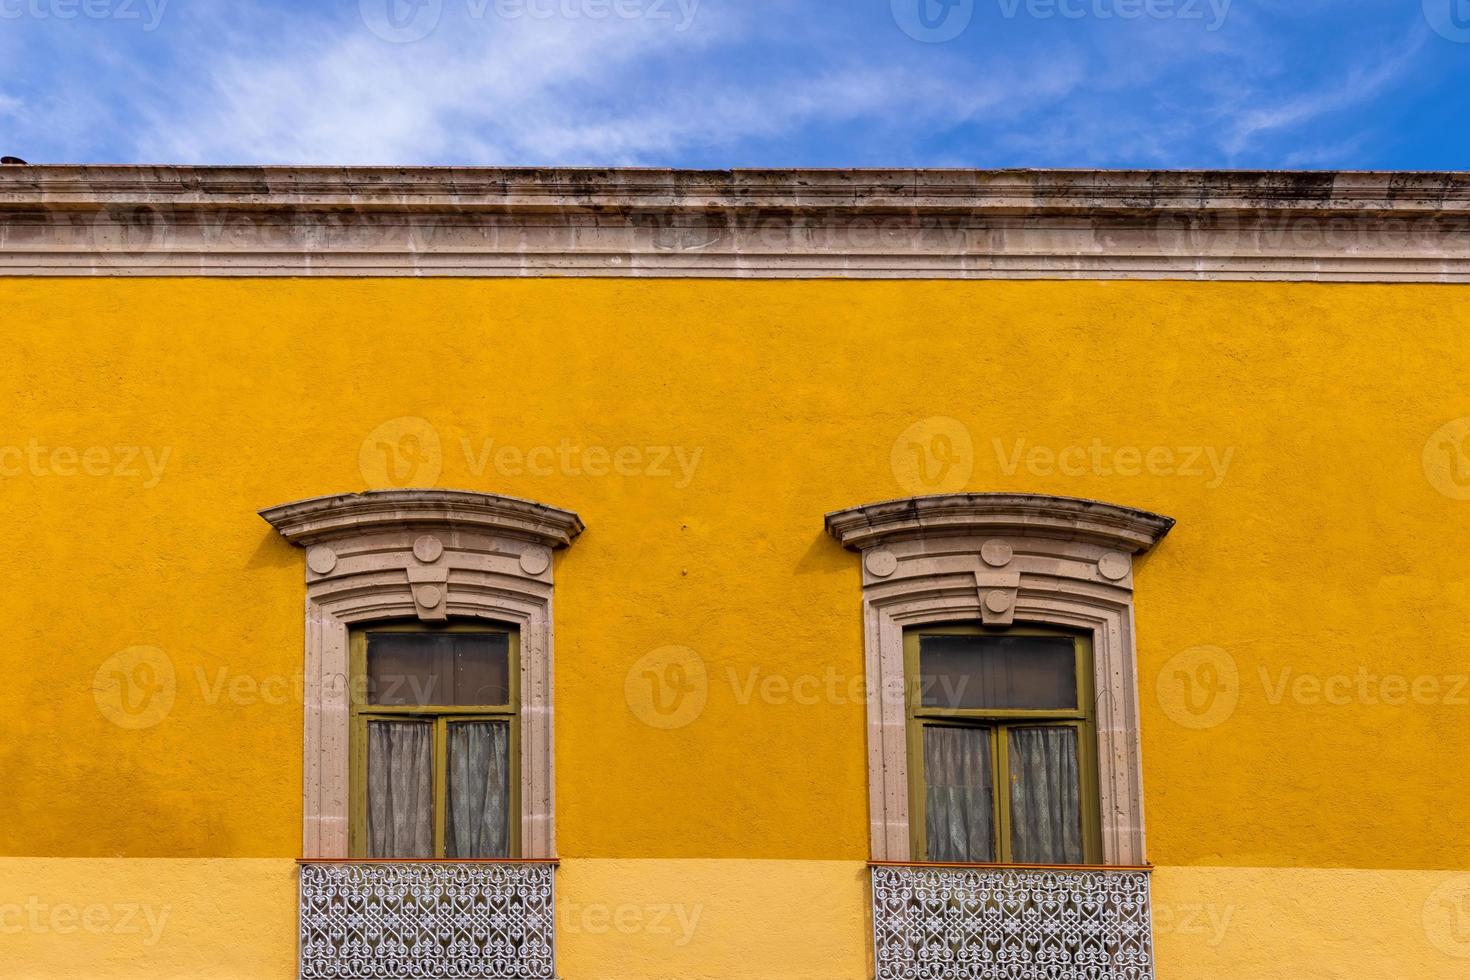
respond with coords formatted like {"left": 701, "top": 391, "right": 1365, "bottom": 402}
{"left": 2, "top": 278, "right": 1468, "bottom": 976}
{"left": 3, "top": 860, "right": 1468, "bottom": 978}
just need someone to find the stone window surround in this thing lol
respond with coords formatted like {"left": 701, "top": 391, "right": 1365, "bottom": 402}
{"left": 260, "top": 489, "right": 585, "bottom": 860}
{"left": 825, "top": 493, "right": 1174, "bottom": 866}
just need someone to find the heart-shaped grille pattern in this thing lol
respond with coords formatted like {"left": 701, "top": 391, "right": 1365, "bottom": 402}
{"left": 299, "top": 862, "right": 556, "bottom": 979}
{"left": 871, "top": 865, "right": 1154, "bottom": 980}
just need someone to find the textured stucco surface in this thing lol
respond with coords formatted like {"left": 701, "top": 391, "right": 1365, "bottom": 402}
{"left": 1, "top": 859, "right": 1466, "bottom": 978}
{"left": 1, "top": 278, "right": 1467, "bottom": 974}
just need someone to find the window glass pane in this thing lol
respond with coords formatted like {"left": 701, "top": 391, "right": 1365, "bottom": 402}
{"left": 446, "top": 721, "right": 511, "bottom": 859}
{"left": 919, "top": 634, "right": 1077, "bottom": 710}
{"left": 367, "top": 720, "right": 433, "bottom": 859}
{"left": 1007, "top": 726, "right": 1084, "bottom": 864}
{"left": 367, "top": 631, "right": 510, "bottom": 706}
{"left": 923, "top": 725, "right": 994, "bottom": 863}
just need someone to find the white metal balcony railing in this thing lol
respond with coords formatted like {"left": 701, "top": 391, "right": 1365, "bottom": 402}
{"left": 298, "top": 860, "right": 557, "bottom": 980}
{"left": 870, "top": 863, "right": 1155, "bottom": 980}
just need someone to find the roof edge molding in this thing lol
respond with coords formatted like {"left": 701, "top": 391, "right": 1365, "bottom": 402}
{"left": 825, "top": 493, "right": 1174, "bottom": 555}
{"left": 259, "top": 489, "right": 585, "bottom": 549}
{"left": 7, "top": 166, "right": 1470, "bottom": 211}
{"left": 4, "top": 166, "right": 1470, "bottom": 281}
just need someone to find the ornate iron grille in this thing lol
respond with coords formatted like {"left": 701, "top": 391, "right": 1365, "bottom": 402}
{"left": 870, "top": 864, "right": 1154, "bottom": 980}
{"left": 299, "top": 862, "right": 556, "bottom": 979}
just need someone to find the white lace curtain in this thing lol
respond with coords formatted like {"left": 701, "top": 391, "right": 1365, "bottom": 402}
{"left": 367, "top": 720, "right": 510, "bottom": 858}
{"left": 925, "top": 725, "right": 1083, "bottom": 864}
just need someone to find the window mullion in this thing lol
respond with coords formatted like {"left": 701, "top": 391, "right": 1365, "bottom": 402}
{"left": 908, "top": 719, "right": 926, "bottom": 861}
{"left": 433, "top": 716, "right": 447, "bottom": 858}
{"left": 994, "top": 725, "right": 1011, "bottom": 864}
{"left": 508, "top": 713, "right": 520, "bottom": 860}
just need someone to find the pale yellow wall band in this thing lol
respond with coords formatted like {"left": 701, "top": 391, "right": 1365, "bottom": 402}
{"left": 2, "top": 859, "right": 1467, "bottom": 979}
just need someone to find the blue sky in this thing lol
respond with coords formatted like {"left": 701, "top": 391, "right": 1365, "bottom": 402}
{"left": 0, "top": 0, "right": 1465, "bottom": 168}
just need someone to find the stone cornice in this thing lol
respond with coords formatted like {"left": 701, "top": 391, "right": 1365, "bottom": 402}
{"left": 7, "top": 165, "right": 1470, "bottom": 210}
{"left": 825, "top": 493, "right": 1175, "bottom": 555}
{"left": 4, "top": 166, "right": 1470, "bottom": 280}
{"left": 259, "top": 489, "right": 585, "bottom": 550}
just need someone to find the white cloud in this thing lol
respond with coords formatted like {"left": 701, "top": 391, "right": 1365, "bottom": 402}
{"left": 0, "top": 2, "right": 1442, "bottom": 168}
{"left": 121, "top": 5, "right": 1095, "bottom": 166}
{"left": 1217, "top": 25, "right": 1427, "bottom": 157}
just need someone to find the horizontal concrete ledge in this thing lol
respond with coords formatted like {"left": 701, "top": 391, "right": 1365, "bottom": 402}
{"left": 825, "top": 492, "right": 1175, "bottom": 554}
{"left": 259, "top": 489, "right": 585, "bottom": 549}
{"left": 3, "top": 166, "right": 1470, "bottom": 280}
{"left": 5, "top": 166, "right": 1470, "bottom": 211}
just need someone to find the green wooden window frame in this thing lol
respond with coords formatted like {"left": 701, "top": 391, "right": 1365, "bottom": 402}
{"left": 905, "top": 624, "right": 1103, "bottom": 864}
{"left": 348, "top": 621, "right": 521, "bottom": 859}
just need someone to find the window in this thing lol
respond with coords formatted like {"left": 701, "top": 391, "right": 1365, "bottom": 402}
{"left": 824, "top": 492, "right": 1174, "bottom": 865}
{"left": 259, "top": 489, "right": 584, "bottom": 860}
{"left": 265, "top": 491, "right": 581, "bottom": 980}
{"left": 350, "top": 624, "right": 521, "bottom": 859}
{"left": 906, "top": 625, "right": 1100, "bottom": 865}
